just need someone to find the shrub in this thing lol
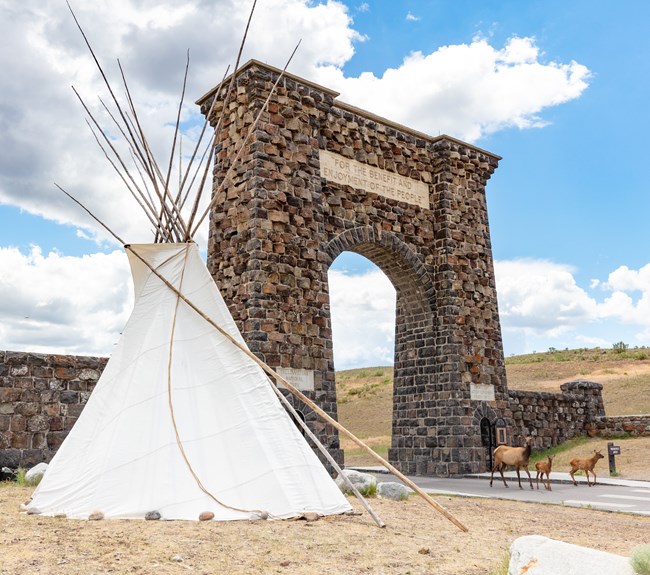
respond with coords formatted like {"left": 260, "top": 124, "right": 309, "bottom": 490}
{"left": 631, "top": 544, "right": 650, "bottom": 575}
{"left": 613, "top": 341, "right": 629, "bottom": 353}
{"left": 14, "top": 468, "right": 43, "bottom": 487}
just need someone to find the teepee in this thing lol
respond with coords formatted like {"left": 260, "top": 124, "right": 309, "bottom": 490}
{"left": 29, "top": 2, "right": 466, "bottom": 530}
{"left": 28, "top": 242, "right": 351, "bottom": 520}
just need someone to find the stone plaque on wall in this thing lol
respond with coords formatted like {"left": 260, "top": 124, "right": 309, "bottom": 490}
{"left": 275, "top": 367, "right": 315, "bottom": 392}
{"left": 319, "top": 149, "right": 430, "bottom": 209}
{"left": 470, "top": 383, "right": 496, "bottom": 402}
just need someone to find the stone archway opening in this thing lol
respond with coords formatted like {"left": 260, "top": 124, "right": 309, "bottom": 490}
{"left": 328, "top": 251, "right": 395, "bottom": 466}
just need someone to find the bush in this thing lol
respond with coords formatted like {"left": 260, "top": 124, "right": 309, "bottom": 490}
{"left": 613, "top": 341, "right": 629, "bottom": 353}
{"left": 631, "top": 545, "right": 650, "bottom": 575}
{"left": 15, "top": 468, "right": 43, "bottom": 487}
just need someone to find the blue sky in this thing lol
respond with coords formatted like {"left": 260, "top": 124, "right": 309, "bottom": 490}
{"left": 1, "top": 0, "right": 649, "bottom": 369}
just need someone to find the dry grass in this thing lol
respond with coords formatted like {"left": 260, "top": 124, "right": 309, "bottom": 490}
{"left": 2, "top": 485, "right": 649, "bottom": 575}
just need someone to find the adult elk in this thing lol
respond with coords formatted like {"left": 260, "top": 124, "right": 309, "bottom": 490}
{"left": 569, "top": 450, "right": 605, "bottom": 486}
{"left": 490, "top": 437, "right": 534, "bottom": 490}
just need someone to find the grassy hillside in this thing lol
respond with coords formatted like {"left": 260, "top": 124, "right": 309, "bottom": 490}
{"left": 336, "top": 346, "right": 650, "bottom": 469}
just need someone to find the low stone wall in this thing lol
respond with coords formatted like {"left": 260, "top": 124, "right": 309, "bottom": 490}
{"left": 594, "top": 414, "right": 650, "bottom": 437}
{"left": 506, "top": 380, "right": 650, "bottom": 443}
{"left": 0, "top": 351, "right": 106, "bottom": 469}
{"left": 507, "top": 380, "right": 607, "bottom": 448}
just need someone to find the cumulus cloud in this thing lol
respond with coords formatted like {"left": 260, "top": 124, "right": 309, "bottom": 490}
{"left": 495, "top": 259, "right": 650, "bottom": 354}
{"left": 0, "top": 0, "right": 591, "bottom": 245}
{"left": 317, "top": 36, "right": 591, "bottom": 141}
{"left": 495, "top": 259, "right": 597, "bottom": 332}
{"left": 598, "top": 264, "right": 650, "bottom": 325}
{"left": 0, "top": 246, "right": 132, "bottom": 355}
{"left": 328, "top": 268, "right": 396, "bottom": 370}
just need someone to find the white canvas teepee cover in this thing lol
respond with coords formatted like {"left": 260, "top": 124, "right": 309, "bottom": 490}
{"left": 29, "top": 242, "right": 352, "bottom": 521}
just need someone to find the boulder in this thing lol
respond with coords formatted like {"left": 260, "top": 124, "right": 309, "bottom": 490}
{"left": 509, "top": 535, "right": 633, "bottom": 575}
{"left": 25, "top": 462, "right": 48, "bottom": 483}
{"left": 377, "top": 482, "right": 409, "bottom": 501}
{"left": 335, "top": 469, "right": 377, "bottom": 494}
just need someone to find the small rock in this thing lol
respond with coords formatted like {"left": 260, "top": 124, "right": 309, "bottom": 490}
{"left": 199, "top": 511, "right": 214, "bottom": 521}
{"left": 145, "top": 511, "right": 161, "bottom": 521}
{"left": 279, "top": 560, "right": 290, "bottom": 567}
{"left": 88, "top": 511, "right": 104, "bottom": 521}
{"left": 26, "top": 507, "right": 41, "bottom": 515}
{"left": 377, "top": 482, "right": 410, "bottom": 501}
{"left": 335, "top": 469, "right": 377, "bottom": 495}
{"left": 301, "top": 512, "right": 320, "bottom": 522}
{"left": 256, "top": 511, "right": 269, "bottom": 520}
{"left": 25, "top": 463, "right": 48, "bottom": 483}
{"left": 54, "top": 513, "right": 67, "bottom": 519}
{"left": 418, "top": 548, "right": 431, "bottom": 555}
{"left": 171, "top": 555, "right": 184, "bottom": 562}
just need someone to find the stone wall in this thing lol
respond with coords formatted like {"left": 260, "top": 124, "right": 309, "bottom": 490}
{"left": 594, "top": 414, "right": 650, "bottom": 437}
{"left": 506, "top": 380, "right": 608, "bottom": 449}
{"left": 0, "top": 351, "right": 106, "bottom": 469}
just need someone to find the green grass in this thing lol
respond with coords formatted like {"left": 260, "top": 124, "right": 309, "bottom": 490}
{"left": 528, "top": 436, "right": 593, "bottom": 465}
{"left": 489, "top": 552, "right": 510, "bottom": 575}
{"left": 505, "top": 346, "right": 650, "bottom": 365}
{"left": 11, "top": 468, "right": 42, "bottom": 487}
{"left": 631, "top": 545, "right": 650, "bottom": 575}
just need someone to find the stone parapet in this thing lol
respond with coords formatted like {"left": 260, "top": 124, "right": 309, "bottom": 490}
{"left": 0, "top": 350, "right": 106, "bottom": 469}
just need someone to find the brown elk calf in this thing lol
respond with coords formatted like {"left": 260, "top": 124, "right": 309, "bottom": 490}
{"left": 569, "top": 450, "right": 605, "bottom": 486}
{"left": 490, "top": 437, "right": 534, "bottom": 490}
{"left": 535, "top": 455, "right": 554, "bottom": 491}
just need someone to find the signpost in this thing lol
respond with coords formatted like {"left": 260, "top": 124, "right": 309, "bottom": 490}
{"left": 608, "top": 442, "right": 621, "bottom": 475}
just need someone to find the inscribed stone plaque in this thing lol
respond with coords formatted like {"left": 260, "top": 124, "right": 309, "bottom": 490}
{"left": 470, "top": 383, "right": 495, "bottom": 402}
{"left": 275, "top": 367, "right": 315, "bottom": 392}
{"left": 319, "top": 149, "right": 430, "bottom": 209}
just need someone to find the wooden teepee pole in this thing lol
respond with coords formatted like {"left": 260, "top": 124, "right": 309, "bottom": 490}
{"left": 125, "top": 245, "right": 468, "bottom": 533}
{"left": 268, "top": 377, "right": 385, "bottom": 528}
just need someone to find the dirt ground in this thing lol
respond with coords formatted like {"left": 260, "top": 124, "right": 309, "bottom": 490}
{"left": 2, "top": 483, "right": 649, "bottom": 575}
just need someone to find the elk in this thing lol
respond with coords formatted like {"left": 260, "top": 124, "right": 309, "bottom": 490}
{"left": 490, "top": 436, "right": 534, "bottom": 489}
{"left": 569, "top": 450, "right": 605, "bottom": 486}
{"left": 534, "top": 455, "right": 554, "bottom": 491}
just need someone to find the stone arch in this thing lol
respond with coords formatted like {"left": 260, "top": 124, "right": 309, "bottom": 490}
{"left": 199, "top": 60, "right": 507, "bottom": 476}
{"left": 324, "top": 226, "right": 435, "bottom": 317}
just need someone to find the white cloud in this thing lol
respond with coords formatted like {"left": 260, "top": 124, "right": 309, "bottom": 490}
{"left": 495, "top": 259, "right": 650, "bottom": 354}
{"left": 0, "top": 1, "right": 591, "bottom": 247}
{"left": 495, "top": 259, "right": 597, "bottom": 331}
{"left": 328, "top": 268, "right": 396, "bottom": 369}
{"left": 0, "top": 246, "right": 132, "bottom": 355}
{"left": 405, "top": 11, "right": 420, "bottom": 22}
{"left": 316, "top": 36, "right": 590, "bottom": 142}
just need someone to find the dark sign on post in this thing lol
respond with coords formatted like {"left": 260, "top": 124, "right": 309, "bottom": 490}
{"left": 608, "top": 442, "right": 621, "bottom": 475}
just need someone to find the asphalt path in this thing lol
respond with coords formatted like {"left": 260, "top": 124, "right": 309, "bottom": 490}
{"left": 354, "top": 468, "right": 650, "bottom": 516}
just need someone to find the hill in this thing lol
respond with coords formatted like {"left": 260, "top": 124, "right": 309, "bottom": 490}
{"left": 336, "top": 346, "right": 650, "bottom": 474}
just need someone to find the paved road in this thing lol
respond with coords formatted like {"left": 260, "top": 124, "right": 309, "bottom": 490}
{"left": 353, "top": 468, "right": 650, "bottom": 516}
